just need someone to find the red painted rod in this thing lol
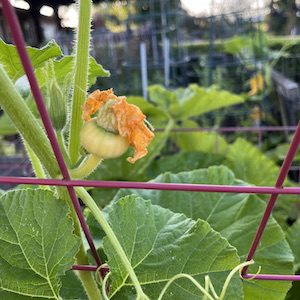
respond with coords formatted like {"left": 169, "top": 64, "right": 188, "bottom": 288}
{"left": 1, "top": 176, "right": 300, "bottom": 195}
{"left": 72, "top": 265, "right": 99, "bottom": 272}
{"left": 243, "top": 274, "right": 300, "bottom": 281}
{"left": 156, "top": 126, "right": 297, "bottom": 132}
{"left": 243, "top": 121, "right": 300, "bottom": 274}
{"left": 72, "top": 265, "right": 300, "bottom": 282}
{"left": 1, "top": 0, "right": 101, "bottom": 267}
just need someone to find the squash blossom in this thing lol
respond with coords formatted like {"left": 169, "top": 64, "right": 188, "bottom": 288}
{"left": 81, "top": 89, "right": 154, "bottom": 163}
{"left": 248, "top": 73, "right": 264, "bottom": 96}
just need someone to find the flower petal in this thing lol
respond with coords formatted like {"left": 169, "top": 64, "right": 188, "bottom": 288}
{"left": 112, "top": 97, "right": 154, "bottom": 163}
{"left": 82, "top": 88, "right": 117, "bottom": 121}
{"left": 248, "top": 73, "right": 264, "bottom": 96}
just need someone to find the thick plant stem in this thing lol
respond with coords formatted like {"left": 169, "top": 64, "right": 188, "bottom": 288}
{"left": 0, "top": 65, "right": 60, "bottom": 175}
{"left": 68, "top": 0, "right": 92, "bottom": 166}
{"left": 76, "top": 187, "right": 150, "bottom": 300}
{"left": 70, "top": 154, "right": 102, "bottom": 178}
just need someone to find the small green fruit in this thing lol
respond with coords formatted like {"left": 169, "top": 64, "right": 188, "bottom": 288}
{"left": 80, "top": 118, "right": 129, "bottom": 159}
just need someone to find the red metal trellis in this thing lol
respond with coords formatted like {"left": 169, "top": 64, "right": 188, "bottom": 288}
{"left": 2, "top": 0, "right": 300, "bottom": 284}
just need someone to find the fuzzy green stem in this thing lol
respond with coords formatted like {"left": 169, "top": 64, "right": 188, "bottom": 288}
{"left": 76, "top": 187, "right": 150, "bottom": 300}
{"left": 218, "top": 260, "right": 254, "bottom": 300}
{"left": 102, "top": 272, "right": 111, "bottom": 300}
{"left": 68, "top": 0, "right": 92, "bottom": 166}
{"left": 57, "top": 131, "right": 71, "bottom": 167}
{"left": 0, "top": 65, "right": 60, "bottom": 175}
{"left": 70, "top": 154, "right": 102, "bottom": 179}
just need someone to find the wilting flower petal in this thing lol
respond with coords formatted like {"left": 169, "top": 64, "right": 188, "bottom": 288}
{"left": 82, "top": 88, "right": 117, "bottom": 121}
{"left": 112, "top": 97, "right": 154, "bottom": 163}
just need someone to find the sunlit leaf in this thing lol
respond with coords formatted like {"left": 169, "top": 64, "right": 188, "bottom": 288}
{"left": 0, "top": 189, "right": 80, "bottom": 299}
{"left": 0, "top": 39, "right": 62, "bottom": 82}
{"left": 103, "top": 195, "right": 242, "bottom": 299}
{"left": 114, "top": 166, "right": 294, "bottom": 300}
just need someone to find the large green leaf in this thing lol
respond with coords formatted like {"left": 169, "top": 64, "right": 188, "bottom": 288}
{"left": 224, "top": 138, "right": 298, "bottom": 228}
{"left": 148, "top": 85, "right": 178, "bottom": 112}
{"left": 172, "top": 119, "right": 228, "bottom": 154}
{"left": 0, "top": 189, "right": 80, "bottom": 299}
{"left": 146, "top": 151, "right": 224, "bottom": 179}
{"left": 147, "top": 84, "right": 244, "bottom": 121}
{"left": 103, "top": 195, "right": 242, "bottom": 299}
{"left": 114, "top": 166, "right": 294, "bottom": 300}
{"left": 175, "top": 130, "right": 229, "bottom": 154}
{"left": 172, "top": 84, "right": 244, "bottom": 119}
{"left": 225, "top": 138, "right": 279, "bottom": 186}
{"left": 0, "top": 39, "right": 62, "bottom": 82}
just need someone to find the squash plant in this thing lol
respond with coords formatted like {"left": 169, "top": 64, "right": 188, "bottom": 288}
{"left": 86, "top": 83, "right": 245, "bottom": 186}
{"left": 0, "top": 1, "right": 296, "bottom": 300}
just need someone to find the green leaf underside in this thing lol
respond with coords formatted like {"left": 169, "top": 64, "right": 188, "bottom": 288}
{"left": 147, "top": 151, "right": 224, "bottom": 179}
{"left": 0, "top": 189, "right": 80, "bottom": 299}
{"left": 173, "top": 85, "right": 244, "bottom": 119}
{"left": 103, "top": 195, "right": 242, "bottom": 299}
{"left": 224, "top": 138, "right": 299, "bottom": 229}
{"left": 175, "top": 130, "right": 229, "bottom": 154}
{"left": 0, "top": 40, "right": 62, "bottom": 82}
{"left": 225, "top": 138, "right": 280, "bottom": 186}
{"left": 113, "top": 166, "right": 294, "bottom": 300}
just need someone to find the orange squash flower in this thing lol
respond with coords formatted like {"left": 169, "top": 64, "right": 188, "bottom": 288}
{"left": 81, "top": 89, "right": 154, "bottom": 163}
{"left": 248, "top": 73, "right": 264, "bottom": 96}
